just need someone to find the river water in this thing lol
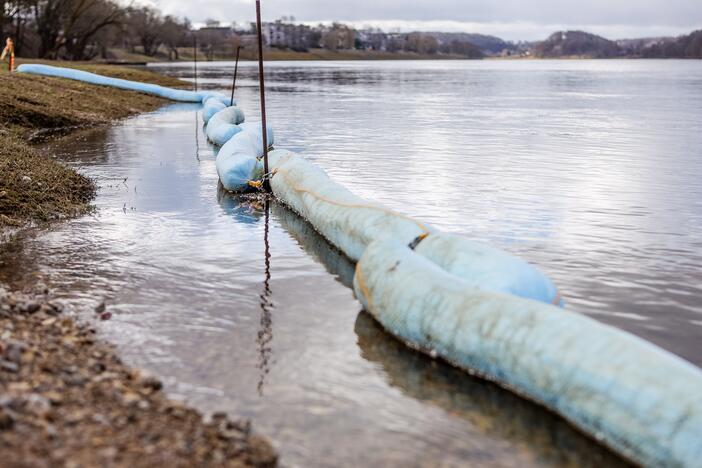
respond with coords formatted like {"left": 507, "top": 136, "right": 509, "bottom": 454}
{"left": 2, "top": 59, "right": 702, "bottom": 467}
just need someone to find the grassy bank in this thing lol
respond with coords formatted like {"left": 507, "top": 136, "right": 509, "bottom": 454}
{"left": 0, "top": 136, "right": 95, "bottom": 229}
{"left": 0, "top": 62, "right": 186, "bottom": 229}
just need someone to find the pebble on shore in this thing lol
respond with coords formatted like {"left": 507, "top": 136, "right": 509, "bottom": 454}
{"left": 0, "top": 288, "right": 277, "bottom": 467}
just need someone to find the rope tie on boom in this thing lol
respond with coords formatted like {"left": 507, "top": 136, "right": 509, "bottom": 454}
{"left": 408, "top": 232, "right": 430, "bottom": 250}
{"left": 248, "top": 168, "right": 278, "bottom": 191}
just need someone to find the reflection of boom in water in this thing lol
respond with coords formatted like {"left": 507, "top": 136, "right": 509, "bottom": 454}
{"left": 354, "top": 312, "right": 630, "bottom": 468}
{"left": 271, "top": 202, "right": 355, "bottom": 289}
{"left": 216, "top": 184, "right": 265, "bottom": 225}
{"left": 215, "top": 189, "right": 274, "bottom": 396}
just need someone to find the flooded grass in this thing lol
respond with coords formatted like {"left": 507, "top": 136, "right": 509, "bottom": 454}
{"left": 0, "top": 134, "right": 95, "bottom": 227}
{"left": 0, "top": 61, "right": 186, "bottom": 229}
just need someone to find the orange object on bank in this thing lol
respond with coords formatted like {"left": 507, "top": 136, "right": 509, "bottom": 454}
{"left": 1, "top": 38, "right": 15, "bottom": 72}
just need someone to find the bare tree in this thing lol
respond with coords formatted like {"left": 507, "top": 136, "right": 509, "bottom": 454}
{"left": 439, "top": 39, "right": 483, "bottom": 58}
{"left": 61, "top": 0, "right": 122, "bottom": 60}
{"left": 320, "top": 23, "right": 354, "bottom": 50}
{"left": 33, "top": 0, "right": 64, "bottom": 57}
{"left": 126, "top": 6, "right": 162, "bottom": 57}
{"left": 160, "top": 15, "right": 189, "bottom": 60}
{"left": 32, "top": 0, "right": 121, "bottom": 59}
{"left": 404, "top": 33, "right": 439, "bottom": 54}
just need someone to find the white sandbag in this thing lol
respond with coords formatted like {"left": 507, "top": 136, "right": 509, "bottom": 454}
{"left": 202, "top": 97, "right": 229, "bottom": 124}
{"left": 206, "top": 107, "right": 246, "bottom": 146}
{"left": 216, "top": 123, "right": 274, "bottom": 192}
{"left": 354, "top": 239, "right": 702, "bottom": 468}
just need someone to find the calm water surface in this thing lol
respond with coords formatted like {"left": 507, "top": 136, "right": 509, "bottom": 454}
{"left": 2, "top": 59, "right": 702, "bottom": 467}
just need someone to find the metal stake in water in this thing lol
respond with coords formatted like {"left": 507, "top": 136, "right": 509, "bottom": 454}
{"left": 230, "top": 46, "right": 241, "bottom": 106}
{"left": 255, "top": 0, "right": 270, "bottom": 192}
{"left": 193, "top": 33, "right": 198, "bottom": 92}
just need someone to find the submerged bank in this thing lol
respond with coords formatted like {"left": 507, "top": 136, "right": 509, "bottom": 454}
{"left": 0, "top": 63, "right": 277, "bottom": 466}
{"left": 0, "top": 62, "right": 185, "bottom": 230}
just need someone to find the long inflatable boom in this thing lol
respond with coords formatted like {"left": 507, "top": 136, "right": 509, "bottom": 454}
{"left": 267, "top": 150, "right": 561, "bottom": 305}
{"left": 354, "top": 240, "right": 702, "bottom": 467}
{"left": 17, "top": 64, "right": 232, "bottom": 105}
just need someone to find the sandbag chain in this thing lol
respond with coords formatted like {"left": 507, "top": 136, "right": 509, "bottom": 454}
{"left": 247, "top": 168, "right": 278, "bottom": 191}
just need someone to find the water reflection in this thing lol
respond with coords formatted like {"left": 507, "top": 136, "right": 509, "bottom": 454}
{"left": 271, "top": 202, "right": 355, "bottom": 289}
{"left": 257, "top": 199, "right": 274, "bottom": 396}
{"left": 215, "top": 191, "right": 275, "bottom": 396}
{"left": 194, "top": 109, "right": 201, "bottom": 162}
{"left": 216, "top": 186, "right": 264, "bottom": 225}
{"left": 353, "top": 312, "right": 631, "bottom": 468}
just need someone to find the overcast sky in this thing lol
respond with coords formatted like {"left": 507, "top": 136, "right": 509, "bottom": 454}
{"left": 143, "top": 0, "right": 702, "bottom": 40}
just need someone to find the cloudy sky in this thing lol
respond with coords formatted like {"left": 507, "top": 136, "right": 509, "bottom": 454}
{"left": 143, "top": 0, "right": 702, "bottom": 40}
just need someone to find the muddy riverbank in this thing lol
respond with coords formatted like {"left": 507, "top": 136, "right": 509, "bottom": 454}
{"left": 0, "top": 63, "right": 277, "bottom": 466}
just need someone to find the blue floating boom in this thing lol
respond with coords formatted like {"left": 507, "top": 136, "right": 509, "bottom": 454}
{"left": 354, "top": 240, "right": 702, "bottom": 467}
{"left": 216, "top": 122, "right": 274, "bottom": 192}
{"left": 202, "top": 96, "right": 228, "bottom": 123}
{"left": 206, "top": 106, "right": 246, "bottom": 146}
{"left": 17, "top": 64, "right": 232, "bottom": 105}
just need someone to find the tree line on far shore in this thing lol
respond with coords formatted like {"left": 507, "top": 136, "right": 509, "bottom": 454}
{"left": 1, "top": 0, "right": 193, "bottom": 60}
{"left": 534, "top": 30, "right": 702, "bottom": 59}
{"left": 1, "top": 0, "right": 700, "bottom": 61}
{"left": 0, "top": 0, "right": 485, "bottom": 60}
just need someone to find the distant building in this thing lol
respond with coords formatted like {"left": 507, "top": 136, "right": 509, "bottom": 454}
{"left": 355, "top": 29, "right": 389, "bottom": 51}
{"left": 260, "top": 20, "right": 316, "bottom": 50}
{"left": 198, "top": 23, "right": 234, "bottom": 40}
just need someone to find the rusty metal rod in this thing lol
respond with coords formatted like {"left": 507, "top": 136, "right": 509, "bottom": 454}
{"left": 193, "top": 33, "right": 198, "bottom": 91}
{"left": 230, "top": 46, "right": 241, "bottom": 105}
{"left": 255, "top": 0, "right": 270, "bottom": 191}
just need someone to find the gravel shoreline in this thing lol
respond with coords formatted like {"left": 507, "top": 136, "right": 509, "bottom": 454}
{"left": 0, "top": 288, "right": 277, "bottom": 467}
